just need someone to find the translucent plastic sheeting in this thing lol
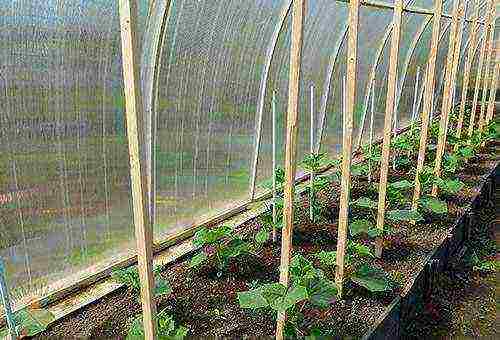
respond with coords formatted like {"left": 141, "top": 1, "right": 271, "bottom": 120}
{"left": 255, "top": 0, "right": 349, "bottom": 191}
{"left": 353, "top": 6, "right": 393, "bottom": 144}
{"left": 396, "top": 12, "right": 428, "bottom": 129}
{"left": 153, "top": 0, "right": 283, "bottom": 239}
{"left": 0, "top": 0, "right": 148, "bottom": 308}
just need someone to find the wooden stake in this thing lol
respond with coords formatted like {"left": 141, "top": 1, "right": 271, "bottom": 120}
{"left": 375, "top": 0, "right": 403, "bottom": 258}
{"left": 272, "top": 90, "right": 278, "bottom": 243}
{"left": 119, "top": 1, "right": 157, "bottom": 338}
{"left": 431, "top": 0, "right": 463, "bottom": 197}
{"left": 411, "top": 0, "right": 443, "bottom": 210}
{"left": 486, "top": 40, "right": 499, "bottom": 124}
{"left": 368, "top": 82, "right": 375, "bottom": 184}
{"left": 478, "top": 5, "right": 496, "bottom": 133}
{"left": 276, "top": 0, "right": 305, "bottom": 338}
{"left": 467, "top": 0, "right": 494, "bottom": 137}
{"left": 455, "top": 1, "right": 480, "bottom": 144}
{"left": 335, "top": 0, "right": 360, "bottom": 299}
{"left": 310, "top": 84, "right": 315, "bottom": 222}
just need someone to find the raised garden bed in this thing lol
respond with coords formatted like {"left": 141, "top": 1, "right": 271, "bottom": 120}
{"left": 1, "top": 108, "right": 497, "bottom": 339}
{"left": 16, "top": 131, "right": 496, "bottom": 338}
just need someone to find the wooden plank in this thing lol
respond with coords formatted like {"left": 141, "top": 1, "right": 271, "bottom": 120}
{"left": 272, "top": 90, "right": 278, "bottom": 242}
{"left": 486, "top": 41, "right": 499, "bottom": 124}
{"left": 455, "top": 0, "right": 481, "bottom": 144}
{"left": 478, "top": 4, "right": 496, "bottom": 133}
{"left": 276, "top": 0, "right": 305, "bottom": 338}
{"left": 431, "top": 0, "right": 463, "bottom": 197}
{"left": 335, "top": 0, "right": 360, "bottom": 299}
{"left": 467, "top": 0, "right": 494, "bottom": 137}
{"left": 118, "top": 1, "right": 157, "bottom": 338}
{"left": 375, "top": 0, "right": 404, "bottom": 258}
{"left": 411, "top": 0, "right": 443, "bottom": 210}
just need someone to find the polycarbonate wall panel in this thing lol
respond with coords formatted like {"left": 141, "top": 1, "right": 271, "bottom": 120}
{"left": 153, "top": 0, "right": 282, "bottom": 238}
{"left": 354, "top": 5, "right": 393, "bottom": 145}
{"left": 0, "top": 0, "right": 148, "bottom": 308}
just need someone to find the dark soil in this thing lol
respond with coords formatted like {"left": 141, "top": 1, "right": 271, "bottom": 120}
{"left": 33, "top": 140, "right": 498, "bottom": 339}
{"left": 403, "top": 171, "right": 499, "bottom": 338}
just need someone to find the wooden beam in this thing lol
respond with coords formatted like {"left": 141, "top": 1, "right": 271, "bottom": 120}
{"left": 456, "top": 0, "right": 481, "bottom": 143}
{"left": 276, "top": 0, "right": 305, "bottom": 338}
{"left": 431, "top": 0, "right": 463, "bottom": 197}
{"left": 375, "top": 0, "right": 403, "bottom": 258}
{"left": 478, "top": 4, "right": 496, "bottom": 132}
{"left": 119, "top": 1, "right": 157, "bottom": 339}
{"left": 335, "top": 0, "right": 360, "bottom": 299}
{"left": 467, "top": 0, "right": 494, "bottom": 137}
{"left": 486, "top": 40, "right": 499, "bottom": 124}
{"left": 411, "top": 0, "right": 443, "bottom": 209}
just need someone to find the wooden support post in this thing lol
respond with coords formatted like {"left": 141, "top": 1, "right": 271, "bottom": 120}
{"left": 478, "top": 5, "right": 496, "bottom": 133}
{"left": 467, "top": 0, "right": 494, "bottom": 137}
{"left": 431, "top": 0, "right": 463, "bottom": 197}
{"left": 335, "top": 0, "right": 360, "bottom": 299}
{"left": 310, "top": 84, "right": 315, "bottom": 222}
{"left": 272, "top": 90, "right": 278, "bottom": 242}
{"left": 411, "top": 0, "right": 443, "bottom": 210}
{"left": 119, "top": 1, "right": 157, "bottom": 339}
{"left": 276, "top": 0, "right": 305, "bottom": 338}
{"left": 375, "top": 0, "right": 403, "bottom": 258}
{"left": 486, "top": 40, "right": 499, "bottom": 124}
{"left": 455, "top": 2, "right": 480, "bottom": 145}
{"left": 368, "top": 82, "right": 375, "bottom": 184}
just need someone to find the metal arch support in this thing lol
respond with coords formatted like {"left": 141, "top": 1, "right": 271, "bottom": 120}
{"left": 354, "top": 0, "right": 442, "bottom": 149}
{"left": 140, "top": 0, "right": 173, "bottom": 224}
{"left": 316, "top": 24, "right": 348, "bottom": 154}
{"left": 354, "top": 25, "right": 393, "bottom": 149}
{"left": 249, "top": 0, "right": 293, "bottom": 200}
{"left": 395, "top": 19, "right": 452, "bottom": 116}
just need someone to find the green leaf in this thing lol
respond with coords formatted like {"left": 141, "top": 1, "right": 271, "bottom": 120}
{"left": 351, "top": 164, "right": 369, "bottom": 177}
{"left": 154, "top": 278, "right": 173, "bottom": 297}
{"left": 389, "top": 180, "right": 413, "bottom": 190}
{"left": 14, "top": 308, "right": 55, "bottom": 337}
{"left": 435, "top": 178, "right": 464, "bottom": 195}
{"left": 313, "top": 250, "right": 337, "bottom": 267}
{"left": 348, "top": 241, "right": 374, "bottom": 258}
{"left": 386, "top": 209, "right": 423, "bottom": 222}
{"left": 255, "top": 229, "right": 270, "bottom": 244}
{"left": 419, "top": 197, "right": 448, "bottom": 214}
{"left": 459, "top": 146, "right": 474, "bottom": 159}
{"left": 351, "top": 264, "right": 392, "bottom": 292}
{"left": 350, "top": 219, "right": 375, "bottom": 237}
{"left": 237, "top": 289, "right": 269, "bottom": 309}
{"left": 189, "top": 253, "right": 207, "bottom": 268}
{"left": 353, "top": 197, "right": 378, "bottom": 210}
{"left": 307, "top": 278, "right": 337, "bottom": 309}
{"left": 269, "top": 285, "right": 308, "bottom": 312}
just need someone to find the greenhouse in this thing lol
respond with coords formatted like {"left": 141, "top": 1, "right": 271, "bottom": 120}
{"left": 0, "top": 0, "right": 498, "bottom": 338}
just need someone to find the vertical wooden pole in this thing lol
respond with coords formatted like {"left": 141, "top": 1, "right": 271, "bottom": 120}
{"left": 411, "top": 0, "right": 443, "bottom": 210}
{"left": 0, "top": 259, "right": 18, "bottom": 339}
{"left": 375, "top": 0, "right": 403, "bottom": 258}
{"left": 335, "top": 0, "right": 360, "bottom": 299}
{"left": 486, "top": 40, "right": 499, "bottom": 124}
{"left": 119, "top": 1, "right": 157, "bottom": 339}
{"left": 467, "top": 0, "right": 494, "bottom": 137}
{"left": 272, "top": 90, "right": 277, "bottom": 242}
{"left": 310, "top": 84, "right": 315, "bottom": 222}
{"left": 276, "top": 0, "right": 305, "bottom": 338}
{"left": 368, "top": 83, "right": 375, "bottom": 184}
{"left": 478, "top": 5, "right": 496, "bottom": 133}
{"left": 456, "top": 1, "right": 480, "bottom": 143}
{"left": 411, "top": 67, "right": 421, "bottom": 128}
{"left": 431, "top": 0, "right": 463, "bottom": 197}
